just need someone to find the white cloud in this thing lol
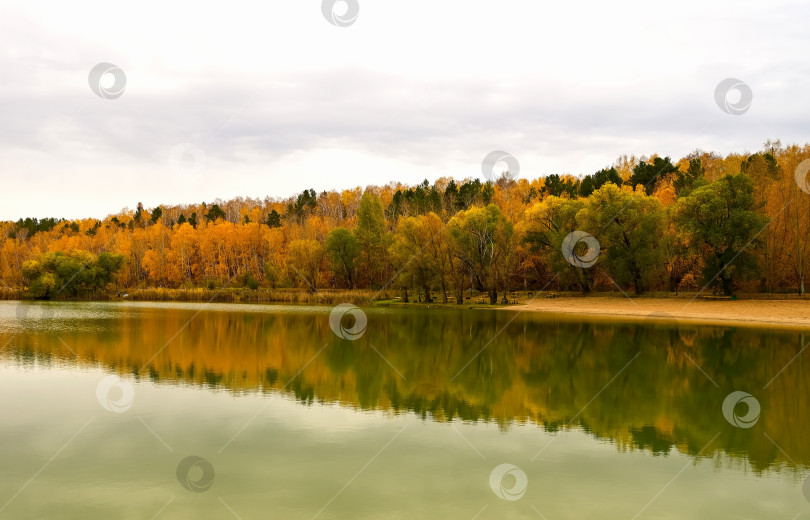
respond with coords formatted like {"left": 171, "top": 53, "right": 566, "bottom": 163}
{"left": 1, "top": 0, "right": 809, "bottom": 219}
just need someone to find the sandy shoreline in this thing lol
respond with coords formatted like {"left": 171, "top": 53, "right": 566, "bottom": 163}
{"left": 506, "top": 296, "right": 810, "bottom": 330}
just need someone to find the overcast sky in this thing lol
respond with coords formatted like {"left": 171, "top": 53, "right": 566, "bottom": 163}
{"left": 1, "top": 0, "right": 809, "bottom": 220}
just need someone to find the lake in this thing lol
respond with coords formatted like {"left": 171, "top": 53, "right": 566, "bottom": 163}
{"left": 0, "top": 301, "right": 808, "bottom": 519}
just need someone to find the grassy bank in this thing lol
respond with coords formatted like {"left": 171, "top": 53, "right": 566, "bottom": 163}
{"left": 0, "top": 287, "right": 385, "bottom": 305}
{"left": 1, "top": 286, "right": 807, "bottom": 309}
{"left": 0, "top": 287, "right": 26, "bottom": 300}
{"left": 125, "top": 287, "right": 384, "bottom": 305}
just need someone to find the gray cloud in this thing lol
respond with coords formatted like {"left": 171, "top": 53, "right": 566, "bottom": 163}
{"left": 1, "top": 0, "right": 810, "bottom": 219}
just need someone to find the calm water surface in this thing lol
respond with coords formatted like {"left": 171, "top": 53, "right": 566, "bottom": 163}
{"left": 0, "top": 301, "right": 809, "bottom": 519}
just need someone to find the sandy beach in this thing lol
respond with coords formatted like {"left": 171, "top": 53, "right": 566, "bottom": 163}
{"left": 509, "top": 296, "right": 810, "bottom": 329}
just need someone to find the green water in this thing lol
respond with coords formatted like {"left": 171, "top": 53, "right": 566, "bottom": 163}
{"left": 0, "top": 301, "right": 808, "bottom": 519}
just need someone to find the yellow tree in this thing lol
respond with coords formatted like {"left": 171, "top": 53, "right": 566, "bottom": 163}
{"left": 391, "top": 215, "right": 438, "bottom": 302}
{"left": 263, "top": 227, "right": 286, "bottom": 288}
{"left": 286, "top": 239, "right": 325, "bottom": 292}
{"left": 447, "top": 205, "right": 513, "bottom": 304}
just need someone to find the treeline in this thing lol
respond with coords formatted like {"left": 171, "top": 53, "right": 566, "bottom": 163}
{"left": 2, "top": 141, "right": 810, "bottom": 301}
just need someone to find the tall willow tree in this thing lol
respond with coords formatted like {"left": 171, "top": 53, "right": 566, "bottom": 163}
{"left": 523, "top": 196, "right": 591, "bottom": 292}
{"left": 390, "top": 215, "right": 438, "bottom": 302}
{"left": 577, "top": 184, "right": 668, "bottom": 295}
{"left": 674, "top": 174, "right": 766, "bottom": 296}
{"left": 354, "top": 193, "right": 389, "bottom": 288}
{"left": 448, "top": 204, "right": 513, "bottom": 304}
{"left": 324, "top": 227, "right": 359, "bottom": 289}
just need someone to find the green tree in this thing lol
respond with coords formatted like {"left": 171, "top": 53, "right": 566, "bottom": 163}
{"left": 673, "top": 174, "right": 766, "bottom": 296}
{"left": 448, "top": 204, "right": 513, "bottom": 304}
{"left": 134, "top": 202, "right": 144, "bottom": 224}
{"left": 577, "top": 184, "right": 668, "bottom": 294}
{"left": 741, "top": 152, "right": 780, "bottom": 184}
{"left": 287, "top": 189, "right": 317, "bottom": 224}
{"left": 390, "top": 216, "right": 438, "bottom": 302}
{"left": 630, "top": 157, "right": 678, "bottom": 195}
{"left": 150, "top": 206, "right": 163, "bottom": 224}
{"left": 543, "top": 174, "right": 579, "bottom": 198}
{"left": 580, "top": 168, "right": 622, "bottom": 197}
{"left": 523, "top": 196, "right": 592, "bottom": 292}
{"left": 205, "top": 204, "right": 227, "bottom": 222}
{"left": 325, "top": 227, "right": 360, "bottom": 288}
{"left": 482, "top": 183, "right": 495, "bottom": 205}
{"left": 14, "top": 217, "right": 61, "bottom": 237}
{"left": 22, "top": 251, "right": 125, "bottom": 299}
{"left": 427, "top": 187, "right": 442, "bottom": 214}
{"left": 673, "top": 158, "right": 706, "bottom": 197}
{"left": 456, "top": 179, "right": 483, "bottom": 210}
{"left": 266, "top": 209, "right": 282, "bottom": 228}
{"left": 443, "top": 180, "right": 459, "bottom": 214}
{"left": 354, "top": 192, "right": 389, "bottom": 287}
{"left": 387, "top": 190, "right": 405, "bottom": 220}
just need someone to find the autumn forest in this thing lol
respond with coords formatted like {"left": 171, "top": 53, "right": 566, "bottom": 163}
{"left": 3, "top": 141, "right": 810, "bottom": 302}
